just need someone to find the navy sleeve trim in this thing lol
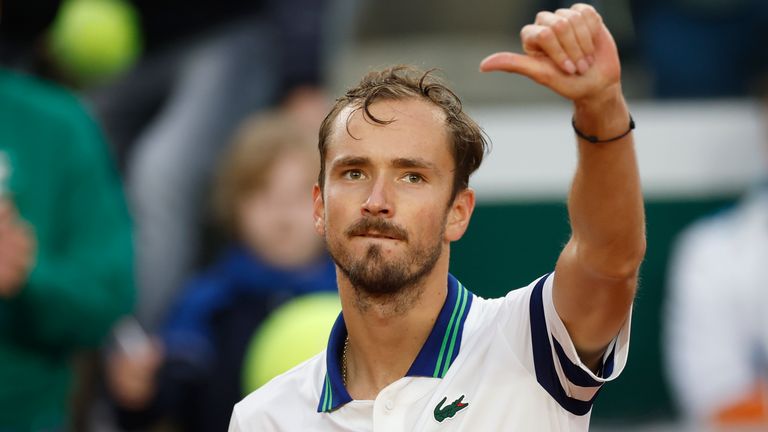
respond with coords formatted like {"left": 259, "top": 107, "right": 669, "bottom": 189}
{"left": 599, "top": 344, "right": 616, "bottom": 378}
{"left": 529, "top": 274, "right": 602, "bottom": 416}
{"left": 551, "top": 337, "right": 603, "bottom": 388}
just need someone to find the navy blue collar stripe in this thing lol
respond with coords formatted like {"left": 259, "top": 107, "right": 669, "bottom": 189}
{"left": 317, "top": 274, "right": 473, "bottom": 413}
{"left": 434, "top": 282, "right": 471, "bottom": 378}
{"left": 432, "top": 284, "right": 465, "bottom": 377}
{"left": 318, "top": 313, "right": 351, "bottom": 412}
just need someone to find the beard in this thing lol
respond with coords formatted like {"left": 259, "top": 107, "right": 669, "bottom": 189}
{"left": 325, "top": 216, "right": 444, "bottom": 301}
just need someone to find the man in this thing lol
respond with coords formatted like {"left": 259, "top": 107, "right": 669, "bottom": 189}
{"left": 230, "top": 3, "right": 644, "bottom": 430}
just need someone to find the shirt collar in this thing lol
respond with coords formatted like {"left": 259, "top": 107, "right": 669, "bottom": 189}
{"left": 317, "top": 273, "right": 474, "bottom": 412}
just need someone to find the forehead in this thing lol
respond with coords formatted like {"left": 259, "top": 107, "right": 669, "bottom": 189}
{"left": 326, "top": 98, "right": 452, "bottom": 166}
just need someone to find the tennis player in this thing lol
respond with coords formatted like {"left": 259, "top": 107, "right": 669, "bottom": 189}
{"left": 230, "top": 3, "right": 643, "bottom": 430}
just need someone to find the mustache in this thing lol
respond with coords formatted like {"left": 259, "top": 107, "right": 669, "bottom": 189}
{"left": 345, "top": 218, "right": 409, "bottom": 241}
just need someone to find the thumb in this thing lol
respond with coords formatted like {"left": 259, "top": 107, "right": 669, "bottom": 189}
{"left": 479, "top": 52, "right": 551, "bottom": 81}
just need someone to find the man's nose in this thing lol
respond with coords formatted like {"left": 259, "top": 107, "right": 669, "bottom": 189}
{"left": 361, "top": 178, "right": 393, "bottom": 217}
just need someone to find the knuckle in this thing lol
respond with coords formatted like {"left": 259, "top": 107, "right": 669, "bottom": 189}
{"left": 520, "top": 27, "right": 529, "bottom": 40}
{"left": 535, "top": 11, "right": 549, "bottom": 23}
{"left": 573, "top": 3, "right": 595, "bottom": 13}
{"left": 574, "top": 4, "right": 597, "bottom": 19}
{"left": 552, "top": 18, "right": 570, "bottom": 34}
{"left": 536, "top": 27, "right": 554, "bottom": 41}
{"left": 520, "top": 24, "right": 534, "bottom": 38}
{"left": 569, "top": 10, "right": 583, "bottom": 21}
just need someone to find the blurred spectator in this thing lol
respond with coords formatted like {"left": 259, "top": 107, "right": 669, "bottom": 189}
{"left": 631, "top": 0, "right": 768, "bottom": 98}
{"left": 0, "top": 67, "right": 134, "bottom": 429}
{"left": 106, "top": 111, "right": 337, "bottom": 431}
{"left": 91, "top": 0, "right": 342, "bottom": 337}
{"left": 666, "top": 176, "right": 768, "bottom": 426}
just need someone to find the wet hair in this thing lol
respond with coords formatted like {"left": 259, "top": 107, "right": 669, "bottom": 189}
{"left": 317, "top": 65, "right": 489, "bottom": 200}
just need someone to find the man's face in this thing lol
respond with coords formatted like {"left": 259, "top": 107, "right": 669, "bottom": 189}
{"left": 313, "top": 98, "right": 473, "bottom": 298}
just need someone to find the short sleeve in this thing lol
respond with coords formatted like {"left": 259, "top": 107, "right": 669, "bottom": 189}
{"left": 499, "top": 273, "right": 631, "bottom": 416}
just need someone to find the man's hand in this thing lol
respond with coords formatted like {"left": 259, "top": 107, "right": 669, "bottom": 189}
{"left": 479, "top": 4, "right": 642, "bottom": 369}
{"left": 0, "top": 200, "right": 36, "bottom": 298}
{"left": 480, "top": 3, "right": 620, "bottom": 104}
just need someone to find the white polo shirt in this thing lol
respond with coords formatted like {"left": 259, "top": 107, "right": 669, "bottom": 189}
{"left": 230, "top": 273, "right": 631, "bottom": 431}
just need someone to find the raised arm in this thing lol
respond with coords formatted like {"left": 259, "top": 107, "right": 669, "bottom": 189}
{"left": 480, "top": 3, "right": 644, "bottom": 369}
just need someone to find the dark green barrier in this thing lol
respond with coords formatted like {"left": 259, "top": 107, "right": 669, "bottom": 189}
{"left": 449, "top": 197, "right": 736, "bottom": 423}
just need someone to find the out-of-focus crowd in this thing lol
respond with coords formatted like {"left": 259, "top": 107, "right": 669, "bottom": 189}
{"left": 0, "top": 0, "right": 767, "bottom": 431}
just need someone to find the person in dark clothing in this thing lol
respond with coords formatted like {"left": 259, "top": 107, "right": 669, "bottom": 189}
{"left": 0, "top": 67, "right": 134, "bottom": 431}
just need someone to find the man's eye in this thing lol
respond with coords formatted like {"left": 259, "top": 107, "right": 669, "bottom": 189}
{"left": 343, "top": 170, "right": 364, "bottom": 180}
{"left": 403, "top": 173, "right": 424, "bottom": 184}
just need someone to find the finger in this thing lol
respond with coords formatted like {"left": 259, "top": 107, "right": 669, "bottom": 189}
{"left": 572, "top": 3, "right": 603, "bottom": 41}
{"left": 518, "top": 24, "right": 543, "bottom": 56}
{"left": 520, "top": 24, "right": 576, "bottom": 75}
{"left": 479, "top": 52, "right": 560, "bottom": 86}
{"left": 537, "top": 11, "right": 585, "bottom": 74}
{"left": 556, "top": 8, "right": 594, "bottom": 65}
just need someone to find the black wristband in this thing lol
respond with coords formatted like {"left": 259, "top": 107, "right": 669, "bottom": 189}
{"left": 572, "top": 114, "right": 635, "bottom": 143}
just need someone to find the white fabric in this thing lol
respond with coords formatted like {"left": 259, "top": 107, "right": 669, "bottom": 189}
{"left": 230, "top": 274, "right": 631, "bottom": 431}
{"left": 665, "top": 189, "right": 768, "bottom": 420}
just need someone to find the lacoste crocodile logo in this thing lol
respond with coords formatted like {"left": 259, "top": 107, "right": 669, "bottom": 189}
{"left": 433, "top": 395, "right": 469, "bottom": 422}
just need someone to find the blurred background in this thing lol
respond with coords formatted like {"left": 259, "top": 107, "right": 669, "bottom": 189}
{"left": 1, "top": 0, "right": 767, "bottom": 430}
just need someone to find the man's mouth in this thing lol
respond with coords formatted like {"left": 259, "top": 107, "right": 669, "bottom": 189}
{"left": 357, "top": 231, "right": 400, "bottom": 240}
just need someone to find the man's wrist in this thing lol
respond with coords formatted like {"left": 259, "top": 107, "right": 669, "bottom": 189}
{"left": 572, "top": 84, "right": 630, "bottom": 140}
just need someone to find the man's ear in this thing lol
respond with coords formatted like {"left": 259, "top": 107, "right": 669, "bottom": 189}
{"left": 312, "top": 184, "right": 325, "bottom": 236}
{"left": 445, "top": 188, "right": 475, "bottom": 242}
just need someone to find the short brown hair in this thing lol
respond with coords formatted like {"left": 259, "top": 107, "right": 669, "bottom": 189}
{"left": 317, "top": 65, "right": 489, "bottom": 200}
{"left": 213, "top": 111, "right": 317, "bottom": 235}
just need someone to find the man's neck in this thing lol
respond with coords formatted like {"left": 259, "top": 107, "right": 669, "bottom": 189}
{"left": 339, "top": 256, "right": 450, "bottom": 400}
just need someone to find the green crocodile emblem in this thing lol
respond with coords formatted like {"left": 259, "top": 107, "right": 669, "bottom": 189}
{"left": 433, "top": 395, "right": 469, "bottom": 423}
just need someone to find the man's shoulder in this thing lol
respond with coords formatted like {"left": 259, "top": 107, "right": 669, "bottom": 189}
{"left": 233, "top": 351, "right": 325, "bottom": 428}
{"left": 470, "top": 277, "right": 539, "bottom": 311}
{"left": 463, "top": 278, "right": 541, "bottom": 336}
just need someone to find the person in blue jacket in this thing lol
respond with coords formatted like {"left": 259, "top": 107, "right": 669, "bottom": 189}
{"left": 107, "top": 111, "right": 336, "bottom": 431}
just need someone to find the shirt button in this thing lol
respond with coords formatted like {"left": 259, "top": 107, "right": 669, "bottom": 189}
{"left": 385, "top": 400, "right": 395, "bottom": 410}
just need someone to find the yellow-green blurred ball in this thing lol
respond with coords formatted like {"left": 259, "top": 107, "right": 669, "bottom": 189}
{"left": 242, "top": 293, "right": 341, "bottom": 394}
{"left": 49, "top": 0, "right": 142, "bottom": 84}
